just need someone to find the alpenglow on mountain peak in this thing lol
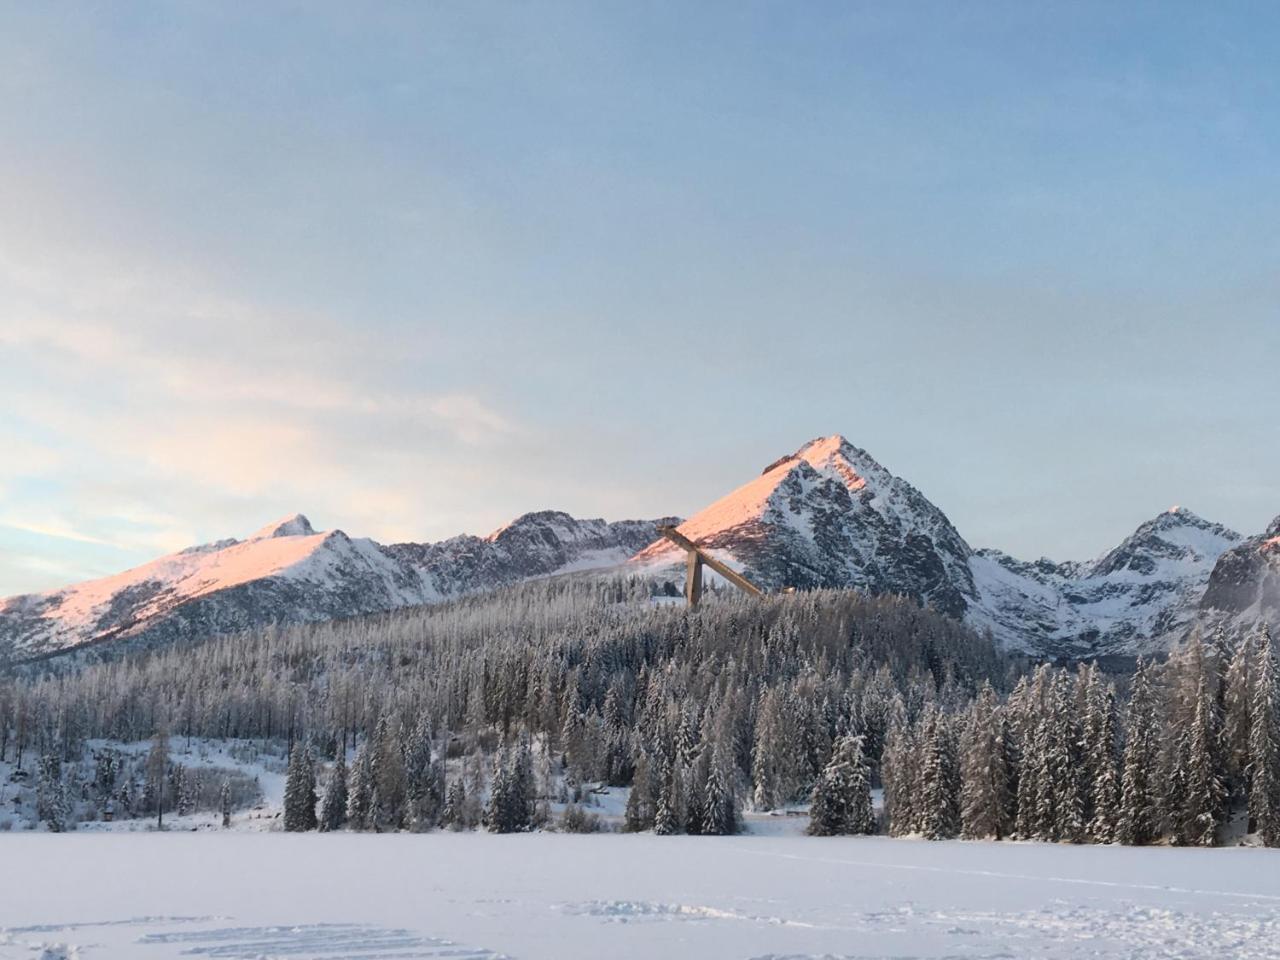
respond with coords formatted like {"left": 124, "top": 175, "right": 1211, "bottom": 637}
{"left": 632, "top": 433, "right": 1258, "bottom": 657}
{"left": 250, "top": 513, "right": 318, "bottom": 540}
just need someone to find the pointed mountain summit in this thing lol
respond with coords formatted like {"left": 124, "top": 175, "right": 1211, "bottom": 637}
{"left": 250, "top": 513, "right": 317, "bottom": 540}
{"left": 634, "top": 435, "right": 976, "bottom": 618}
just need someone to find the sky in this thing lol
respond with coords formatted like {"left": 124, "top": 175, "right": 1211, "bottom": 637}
{"left": 2, "top": 2, "right": 1279, "bottom": 596}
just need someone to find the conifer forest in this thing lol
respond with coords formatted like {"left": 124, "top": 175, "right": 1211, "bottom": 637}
{"left": 3, "top": 577, "right": 1277, "bottom": 849}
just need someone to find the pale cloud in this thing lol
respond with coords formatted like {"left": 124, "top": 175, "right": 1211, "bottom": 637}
{"left": 0, "top": 205, "right": 535, "bottom": 593}
{"left": 0, "top": 516, "right": 116, "bottom": 547}
{"left": 424, "top": 394, "right": 516, "bottom": 446}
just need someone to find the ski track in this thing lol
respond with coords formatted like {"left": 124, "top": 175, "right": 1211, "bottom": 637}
{"left": 0, "top": 919, "right": 507, "bottom": 960}
{"left": 727, "top": 843, "right": 1280, "bottom": 904}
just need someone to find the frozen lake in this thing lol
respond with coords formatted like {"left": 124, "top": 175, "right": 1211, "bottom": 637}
{"left": 3, "top": 833, "right": 1280, "bottom": 960}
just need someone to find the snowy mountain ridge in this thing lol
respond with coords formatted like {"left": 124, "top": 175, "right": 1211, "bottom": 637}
{"left": 0, "top": 510, "right": 675, "bottom": 660}
{"left": 3, "top": 433, "right": 1274, "bottom": 661}
{"left": 631, "top": 435, "right": 1257, "bottom": 656}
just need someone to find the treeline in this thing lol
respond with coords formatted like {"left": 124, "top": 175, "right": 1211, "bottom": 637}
{"left": 15, "top": 573, "right": 1276, "bottom": 846}
{"left": 0, "top": 579, "right": 1008, "bottom": 833}
{"left": 879, "top": 628, "right": 1280, "bottom": 846}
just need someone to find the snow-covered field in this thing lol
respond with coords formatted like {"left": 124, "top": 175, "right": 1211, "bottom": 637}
{"left": 3, "top": 834, "right": 1280, "bottom": 960}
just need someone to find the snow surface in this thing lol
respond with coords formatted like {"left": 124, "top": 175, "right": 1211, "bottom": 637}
{"left": 3, "top": 834, "right": 1280, "bottom": 959}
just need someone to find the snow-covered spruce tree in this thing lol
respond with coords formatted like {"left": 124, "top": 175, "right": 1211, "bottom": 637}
{"left": 1249, "top": 628, "right": 1280, "bottom": 845}
{"left": 1117, "top": 660, "right": 1159, "bottom": 845}
{"left": 168, "top": 764, "right": 188, "bottom": 817}
{"left": 370, "top": 714, "right": 408, "bottom": 831}
{"left": 881, "top": 719, "right": 917, "bottom": 836}
{"left": 220, "top": 778, "right": 232, "bottom": 828}
{"left": 441, "top": 778, "right": 466, "bottom": 831}
{"left": 1224, "top": 629, "right": 1257, "bottom": 803}
{"left": 624, "top": 752, "right": 654, "bottom": 832}
{"left": 1047, "top": 671, "right": 1085, "bottom": 843}
{"left": 319, "top": 754, "right": 348, "bottom": 831}
{"left": 700, "top": 740, "right": 739, "bottom": 836}
{"left": 1081, "top": 669, "right": 1120, "bottom": 843}
{"left": 36, "top": 753, "right": 68, "bottom": 831}
{"left": 94, "top": 751, "right": 118, "bottom": 799}
{"left": 405, "top": 714, "right": 444, "bottom": 831}
{"left": 653, "top": 755, "right": 679, "bottom": 836}
{"left": 345, "top": 741, "right": 374, "bottom": 830}
{"left": 283, "top": 744, "right": 318, "bottom": 832}
{"left": 960, "top": 683, "right": 1009, "bottom": 840}
{"left": 1011, "top": 669, "right": 1048, "bottom": 840}
{"left": 919, "top": 706, "right": 960, "bottom": 840}
{"left": 485, "top": 740, "right": 534, "bottom": 834}
{"left": 809, "top": 734, "right": 874, "bottom": 836}
{"left": 1181, "top": 671, "right": 1225, "bottom": 846}
{"left": 146, "top": 729, "right": 169, "bottom": 830}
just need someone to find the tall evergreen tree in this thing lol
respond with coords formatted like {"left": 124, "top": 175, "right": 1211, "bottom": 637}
{"left": 345, "top": 740, "right": 374, "bottom": 830}
{"left": 485, "top": 740, "right": 534, "bottom": 833}
{"left": 370, "top": 714, "right": 408, "bottom": 831}
{"left": 1224, "top": 630, "right": 1257, "bottom": 802}
{"left": 1082, "top": 671, "right": 1120, "bottom": 843}
{"left": 36, "top": 753, "right": 68, "bottom": 832}
{"left": 653, "top": 755, "right": 678, "bottom": 835}
{"left": 405, "top": 715, "right": 444, "bottom": 830}
{"left": 442, "top": 778, "right": 467, "bottom": 831}
{"left": 146, "top": 729, "right": 169, "bottom": 831}
{"left": 319, "top": 754, "right": 348, "bottom": 832}
{"left": 1249, "top": 628, "right": 1280, "bottom": 846}
{"left": 1118, "top": 660, "right": 1159, "bottom": 845}
{"left": 1181, "top": 672, "right": 1225, "bottom": 846}
{"left": 283, "top": 744, "right": 318, "bottom": 832}
{"left": 809, "top": 734, "right": 874, "bottom": 836}
{"left": 700, "top": 740, "right": 739, "bottom": 836}
{"left": 919, "top": 707, "right": 959, "bottom": 840}
{"left": 1047, "top": 672, "right": 1085, "bottom": 842}
{"left": 960, "top": 683, "right": 1008, "bottom": 840}
{"left": 219, "top": 778, "right": 232, "bottom": 828}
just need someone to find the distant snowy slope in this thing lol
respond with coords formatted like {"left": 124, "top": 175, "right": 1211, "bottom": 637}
{"left": 0, "top": 510, "right": 673, "bottom": 660}
{"left": 969, "top": 508, "right": 1242, "bottom": 656}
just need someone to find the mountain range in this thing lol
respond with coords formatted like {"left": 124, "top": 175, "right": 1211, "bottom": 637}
{"left": 2, "top": 434, "right": 1276, "bottom": 661}
{"left": 0, "top": 510, "right": 674, "bottom": 660}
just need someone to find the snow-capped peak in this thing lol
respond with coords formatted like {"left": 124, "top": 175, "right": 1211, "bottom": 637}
{"left": 249, "top": 513, "right": 318, "bottom": 540}
{"left": 633, "top": 433, "right": 976, "bottom": 617}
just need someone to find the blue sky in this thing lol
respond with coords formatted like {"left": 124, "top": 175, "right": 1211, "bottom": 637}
{"left": 2, "top": 2, "right": 1279, "bottom": 595}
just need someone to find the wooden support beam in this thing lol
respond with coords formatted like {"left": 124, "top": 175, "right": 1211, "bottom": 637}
{"left": 658, "top": 525, "right": 765, "bottom": 601}
{"left": 685, "top": 550, "right": 704, "bottom": 607}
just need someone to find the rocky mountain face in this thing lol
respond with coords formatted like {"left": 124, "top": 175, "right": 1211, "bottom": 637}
{"left": 1199, "top": 515, "right": 1280, "bottom": 630}
{"left": 632, "top": 435, "right": 976, "bottom": 618}
{"left": 968, "top": 508, "right": 1242, "bottom": 656}
{"left": 631, "top": 435, "right": 1259, "bottom": 656}
{"left": 0, "top": 510, "right": 674, "bottom": 661}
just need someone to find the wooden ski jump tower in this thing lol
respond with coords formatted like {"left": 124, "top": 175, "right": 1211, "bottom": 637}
{"left": 656, "top": 524, "right": 765, "bottom": 608}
